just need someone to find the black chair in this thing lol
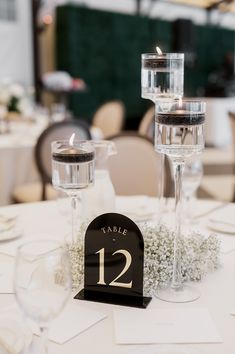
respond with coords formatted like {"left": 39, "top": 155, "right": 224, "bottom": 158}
{"left": 13, "top": 119, "right": 91, "bottom": 202}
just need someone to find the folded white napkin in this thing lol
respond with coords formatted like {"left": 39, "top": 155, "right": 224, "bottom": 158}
{"left": 0, "top": 237, "right": 24, "bottom": 257}
{"left": 0, "top": 258, "right": 14, "bottom": 294}
{"left": 2, "top": 301, "right": 107, "bottom": 345}
{"left": 114, "top": 307, "right": 222, "bottom": 344}
{"left": 32, "top": 300, "right": 107, "bottom": 344}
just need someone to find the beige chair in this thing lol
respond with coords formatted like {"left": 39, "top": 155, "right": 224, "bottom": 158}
{"left": 138, "top": 105, "right": 155, "bottom": 140}
{"left": 92, "top": 101, "right": 125, "bottom": 138}
{"left": 12, "top": 120, "right": 92, "bottom": 203}
{"left": 108, "top": 133, "right": 172, "bottom": 197}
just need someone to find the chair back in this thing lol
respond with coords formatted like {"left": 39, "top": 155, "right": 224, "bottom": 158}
{"left": 35, "top": 120, "right": 91, "bottom": 200}
{"left": 138, "top": 105, "right": 155, "bottom": 140}
{"left": 229, "top": 111, "right": 235, "bottom": 144}
{"left": 92, "top": 101, "right": 125, "bottom": 138}
{"left": 108, "top": 133, "right": 172, "bottom": 197}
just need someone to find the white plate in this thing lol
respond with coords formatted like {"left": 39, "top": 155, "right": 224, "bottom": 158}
{"left": 0, "top": 227, "right": 22, "bottom": 242}
{"left": 207, "top": 219, "right": 235, "bottom": 235}
{"left": 0, "top": 316, "right": 32, "bottom": 354}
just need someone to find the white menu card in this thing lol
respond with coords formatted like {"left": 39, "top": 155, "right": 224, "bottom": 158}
{"left": 113, "top": 308, "right": 222, "bottom": 344}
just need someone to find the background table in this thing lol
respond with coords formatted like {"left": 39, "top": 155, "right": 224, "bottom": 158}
{"left": 0, "top": 122, "right": 103, "bottom": 206}
{"left": 0, "top": 197, "right": 235, "bottom": 354}
{"left": 0, "top": 120, "right": 47, "bottom": 206}
{"left": 203, "top": 97, "right": 235, "bottom": 147}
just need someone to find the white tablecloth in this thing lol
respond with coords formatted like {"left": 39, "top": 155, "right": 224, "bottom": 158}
{"left": 0, "top": 123, "right": 103, "bottom": 206}
{"left": 0, "top": 121, "right": 47, "bottom": 206}
{"left": 204, "top": 97, "right": 235, "bottom": 147}
{"left": 0, "top": 197, "right": 235, "bottom": 353}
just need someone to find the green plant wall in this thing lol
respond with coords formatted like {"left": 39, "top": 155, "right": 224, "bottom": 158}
{"left": 56, "top": 4, "right": 235, "bottom": 126}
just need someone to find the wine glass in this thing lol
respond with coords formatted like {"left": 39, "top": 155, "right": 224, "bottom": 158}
{"left": 14, "top": 239, "right": 72, "bottom": 354}
{"left": 141, "top": 50, "right": 184, "bottom": 218}
{"left": 155, "top": 99, "right": 206, "bottom": 302}
{"left": 182, "top": 157, "right": 203, "bottom": 223}
{"left": 51, "top": 138, "right": 95, "bottom": 242}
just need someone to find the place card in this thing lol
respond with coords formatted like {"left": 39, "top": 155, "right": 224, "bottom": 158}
{"left": 113, "top": 308, "right": 222, "bottom": 344}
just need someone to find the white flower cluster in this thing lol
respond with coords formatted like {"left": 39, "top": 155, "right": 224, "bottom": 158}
{"left": 141, "top": 224, "right": 220, "bottom": 296}
{"left": 67, "top": 239, "right": 84, "bottom": 290}
{"left": 67, "top": 224, "right": 220, "bottom": 294}
{"left": 0, "top": 79, "right": 32, "bottom": 115}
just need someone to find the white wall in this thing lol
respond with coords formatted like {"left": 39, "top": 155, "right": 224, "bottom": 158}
{"left": 0, "top": 0, "right": 32, "bottom": 86}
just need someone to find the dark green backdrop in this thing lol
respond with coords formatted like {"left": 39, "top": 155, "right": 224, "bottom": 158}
{"left": 56, "top": 4, "right": 235, "bottom": 127}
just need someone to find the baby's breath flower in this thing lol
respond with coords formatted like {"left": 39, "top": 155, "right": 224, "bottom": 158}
{"left": 67, "top": 223, "right": 221, "bottom": 294}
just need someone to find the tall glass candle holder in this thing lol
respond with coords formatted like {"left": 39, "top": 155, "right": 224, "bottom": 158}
{"left": 141, "top": 50, "right": 184, "bottom": 218}
{"left": 52, "top": 139, "right": 95, "bottom": 242}
{"left": 155, "top": 100, "right": 206, "bottom": 303}
{"left": 141, "top": 52, "right": 184, "bottom": 102}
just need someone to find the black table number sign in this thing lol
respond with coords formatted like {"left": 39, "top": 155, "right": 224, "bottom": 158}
{"left": 75, "top": 213, "right": 152, "bottom": 308}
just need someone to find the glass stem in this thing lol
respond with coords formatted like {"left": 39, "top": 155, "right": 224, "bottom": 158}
{"left": 172, "top": 161, "right": 185, "bottom": 290}
{"left": 71, "top": 195, "right": 79, "bottom": 243}
{"left": 39, "top": 326, "right": 48, "bottom": 354}
{"left": 185, "top": 194, "right": 192, "bottom": 221}
{"left": 158, "top": 153, "right": 165, "bottom": 218}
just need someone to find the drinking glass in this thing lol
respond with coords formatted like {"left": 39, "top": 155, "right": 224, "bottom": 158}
{"left": 14, "top": 240, "right": 72, "bottom": 354}
{"left": 155, "top": 99, "right": 206, "bottom": 302}
{"left": 51, "top": 139, "right": 95, "bottom": 242}
{"left": 141, "top": 51, "right": 184, "bottom": 218}
{"left": 182, "top": 157, "right": 203, "bottom": 223}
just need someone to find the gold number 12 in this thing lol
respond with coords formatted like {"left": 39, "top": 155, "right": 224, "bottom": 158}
{"left": 96, "top": 248, "right": 133, "bottom": 288}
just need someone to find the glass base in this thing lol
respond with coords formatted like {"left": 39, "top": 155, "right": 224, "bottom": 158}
{"left": 155, "top": 284, "right": 200, "bottom": 303}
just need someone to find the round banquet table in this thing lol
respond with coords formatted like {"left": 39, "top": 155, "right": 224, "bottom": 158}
{"left": 0, "top": 122, "right": 103, "bottom": 206}
{"left": 0, "top": 120, "right": 47, "bottom": 206}
{"left": 0, "top": 196, "right": 235, "bottom": 354}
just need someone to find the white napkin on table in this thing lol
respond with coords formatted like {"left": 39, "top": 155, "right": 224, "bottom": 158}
{"left": 0, "top": 258, "right": 14, "bottom": 294}
{"left": 32, "top": 300, "right": 107, "bottom": 344}
{"left": 113, "top": 307, "right": 222, "bottom": 344}
{"left": 0, "top": 238, "right": 24, "bottom": 257}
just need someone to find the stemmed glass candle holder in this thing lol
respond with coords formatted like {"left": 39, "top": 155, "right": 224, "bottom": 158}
{"left": 141, "top": 51, "right": 184, "bottom": 101}
{"left": 141, "top": 48, "right": 184, "bottom": 217}
{"left": 155, "top": 99, "right": 206, "bottom": 302}
{"left": 52, "top": 136, "right": 95, "bottom": 242}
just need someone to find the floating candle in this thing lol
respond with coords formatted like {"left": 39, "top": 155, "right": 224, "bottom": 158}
{"left": 155, "top": 100, "right": 206, "bottom": 126}
{"left": 141, "top": 52, "right": 184, "bottom": 102}
{"left": 156, "top": 112, "right": 205, "bottom": 126}
{"left": 52, "top": 148, "right": 95, "bottom": 163}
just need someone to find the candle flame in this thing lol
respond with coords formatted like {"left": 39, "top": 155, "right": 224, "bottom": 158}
{"left": 156, "top": 46, "right": 162, "bottom": 55}
{"left": 178, "top": 98, "right": 183, "bottom": 108}
{"left": 69, "top": 133, "right": 75, "bottom": 146}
